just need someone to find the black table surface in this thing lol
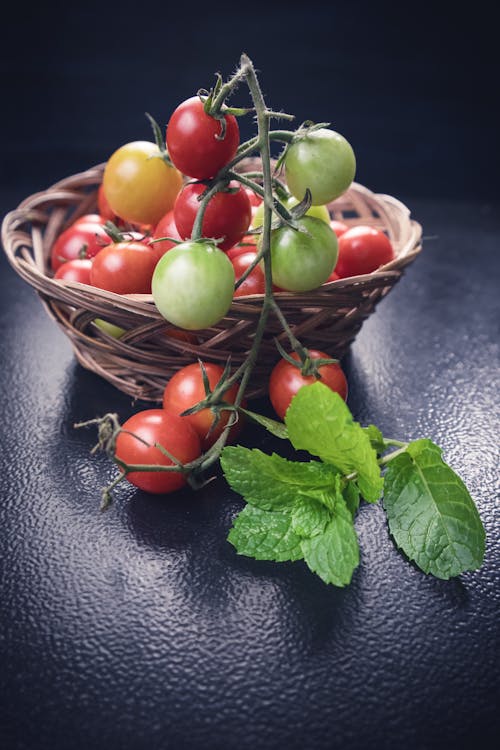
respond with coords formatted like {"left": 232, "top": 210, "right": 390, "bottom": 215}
{"left": 0, "top": 189, "right": 498, "bottom": 750}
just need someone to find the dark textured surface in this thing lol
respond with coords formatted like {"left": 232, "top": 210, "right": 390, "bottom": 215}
{"left": 0, "top": 194, "right": 499, "bottom": 750}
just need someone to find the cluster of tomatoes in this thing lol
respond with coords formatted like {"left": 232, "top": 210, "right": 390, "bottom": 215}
{"left": 51, "top": 94, "right": 395, "bottom": 494}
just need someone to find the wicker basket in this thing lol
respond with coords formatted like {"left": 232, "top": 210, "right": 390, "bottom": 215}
{"left": 1, "top": 161, "right": 422, "bottom": 401}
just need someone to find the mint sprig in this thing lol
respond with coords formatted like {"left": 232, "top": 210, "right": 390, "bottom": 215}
{"left": 221, "top": 382, "right": 486, "bottom": 587}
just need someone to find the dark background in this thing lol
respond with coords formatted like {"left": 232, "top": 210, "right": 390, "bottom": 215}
{"left": 1, "top": 3, "right": 499, "bottom": 750}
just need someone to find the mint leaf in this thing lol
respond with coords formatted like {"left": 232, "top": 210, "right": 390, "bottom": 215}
{"left": 383, "top": 439, "right": 486, "bottom": 579}
{"left": 228, "top": 504, "right": 303, "bottom": 562}
{"left": 343, "top": 481, "right": 360, "bottom": 518}
{"left": 301, "top": 495, "right": 359, "bottom": 586}
{"left": 363, "top": 424, "right": 386, "bottom": 454}
{"left": 239, "top": 407, "right": 288, "bottom": 439}
{"left": 285, "top": 383, "right": 383, "bottom": 502}
{"left": 221, "top": 446, "right": 340, "bottom": 512}
{"left": 291, "top": 494, "right": 332, "bottom": 538}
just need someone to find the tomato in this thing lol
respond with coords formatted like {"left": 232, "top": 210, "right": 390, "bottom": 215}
{"left": 335, "top": 226, "right": 394, "bottom": 278}
{"left": 72, "top": 213, "right": 104, "bottom": 226}
{"left": 50, "top": 222, "right": 109, "bottom": 271}
{"left": 269, "top": 350, "right": 348, "bottom": 420}
{"left": 330, "top": 219, "right": 349, "bottom": 237}
{"left": 232, "top": 251, "right": 265, "bottom": 297}
{"left": 97, "top": 184, "right": 118, "bottom": 222}
{"left": 152, "top": 240, "right": 235, "bottom": 330}
{"left": 53, "top": 258, "right": 93, "bottom": 284}
{"left": 90, "top": 241, "right": 159, "bottom": 294}
{"left": 251, "top": 196, "right": 330, "bottom": 229}
{"left": 226, "top": 235, "right": 258, "bottom": 260}
{"left": 244, "top": 186, "right": 263, "bottom": 207}
{"left": 151, "top": 209, "right": 182, "bottom": 260}
{"left": 284, "top": 128, "right": 356, "bottom": 205}
{"left": 166, "top": 96, "right": 240, "bottom": 179}
{"left": 267, "top": 216, "right": 338, "bottom": 292}
{"left": 162, "top": 362, "right": 243, "bottom": 450}
{"left": 102, "top": 141, "right": 183, "bottom": 226}
{"left": 325, "top": 270, "right": 340, "bottom": 283}
{"left": 174, "top": 181, "right": 252, "bottom": 252}
{"left": 115, "top": 409, "right": 201, "bottom": 494}
{"left": 93, "top": 319, "right": 126, "bottom": 338}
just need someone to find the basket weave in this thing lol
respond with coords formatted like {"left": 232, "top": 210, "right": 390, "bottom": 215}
{"left": 1, "top": 160, "right": 422, "bottom": 400}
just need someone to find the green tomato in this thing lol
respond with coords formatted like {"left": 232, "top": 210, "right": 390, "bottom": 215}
{"left": 252, "top": 196, "right": 330, "bottom": 229}
{"left": 152, "top": 240, "right": 235, "bottom": 330}
{"left": 93, "top": 319, "right": 126, "bottom": 338}
{"left": 284, "top": 128, "right": 356, "bottom": 205}
{"left": 268, "top": 216, "right": 338, "bottom": 292}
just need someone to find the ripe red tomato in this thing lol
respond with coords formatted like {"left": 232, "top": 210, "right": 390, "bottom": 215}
{"left": 330, "top": 220, "right": 349, "bottom": 237}
{"left": 162, "top": 362, "right": 244, "bottom": 450}
{"left": 115, "top": 409, "right": 201, "bottom": 494}
{"left": 151, "top": 210, "right": 182, "bottom": 260}
{"left": 231, "top": 251, "right": 265, "bottom": 297}
{"left": 226, "top": 235, "right": 258, "bottom": 260}
{"left": 90, "top": 241, "right": 159, "bottom": 294}
{"left": 335, "top": 226, "right": 394, "bottom": 278}
{"left": 173, "top": 181, "right": 252, "bottom": 252}
{"left": 53, "top": 258, "right": 93, "bottom": 284}
{"left": 269, "top": 350, "right": 348, "bottom": 420}
{"left": 166, "top": 96, "right": 240, "bottom": 180}
{"left": 244, "top": 186, "right": 263, "bottom": 207}
{"left": 50, "top": 222, "right": 109, "bottom": 271}
{"left": 73, "top": 213, "right": 105, "bottom": 226}
{"left": 97, "top": 184, "right": 118, "bottom": 222}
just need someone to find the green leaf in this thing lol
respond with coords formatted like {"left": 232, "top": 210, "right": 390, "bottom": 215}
{"left": 363, "top": 424, "right": 386, "bottom": 454}
{"left": 228, "top": 504, "right": 303, "bottom": 562}
{"left": 383, "top": 439, "right": 486, "bottom": 579}
{"left": 343, "top": 481, "right": 360, "bottom": 518}
{"left": 221, "top": 446, "right": 340, "bottom": 512}
{"left": 239, "top": 407, "right": 288, "bottom": 439}
{"left": 291, "top": 494, "right": 332, "bottom": 538}
{"left": 301, "top": 495, "right": 360, "bottom": 586}
{"left": 285, "top": 383, "right": 383, "bottom": 502}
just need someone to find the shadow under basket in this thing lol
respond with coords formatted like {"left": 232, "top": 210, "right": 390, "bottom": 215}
{"left": 1, "top": 162, "right": 422, "bottom": 401}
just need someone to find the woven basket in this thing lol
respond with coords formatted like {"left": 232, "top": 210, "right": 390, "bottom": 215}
{"left": 1, "top": 160, "right": 422, "bottom": 401}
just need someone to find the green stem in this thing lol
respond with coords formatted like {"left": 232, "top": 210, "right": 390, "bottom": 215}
{"left": 190, "top": 180, "right": 227, "bottom": 241}
{"left": 378, "top": 445, "right": 409, "bottom": 466}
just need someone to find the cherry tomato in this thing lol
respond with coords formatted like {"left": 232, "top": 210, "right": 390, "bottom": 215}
{"left": 151, "top": 210, "right": 182, "bottom": 260}
{"left": 244, "top": 186, "right": 263, "bottom": 207}
{"left": 152, "top": 240, "right": 235, "bottom": 330}
{"left": 53, "top": 258, "right": 93, "bottom": 284}
{"left": 102, "top": 141, "right": 183, "bottom": 226}
{"left": 166, "top": 96, "right": 240, "bottom": 180}
{"left": 50, "top": 222, "right": 109, "bottom": 271}
{"left": 90, "top": 241, "right": 159, "bottom": 294}
{"left": 268, "top": 216, "right": 338, "bottom": 292}
{"left": 162, "top": 362, "right": 243, "bottom": 450}
{"left": 232, "top": 251, "right": 265, "bottom": 297}
{"left": 174, "top": 181, "right": 252, "bottom": 252}
{"left": 72, "top": 213, "right": 104, "bottom": 226}
{"left": 335, "top": 226, "right": 394, "bottom": 278}
{"left": 330, "top": 220, "right": 349, "bottom": 237}
{"left": 269, "top": 350, "right": 348, "bottom": 420}
{"left": 115, "top": 409, "right": 201, "bottom": 494}
{"left": 93, "top": 319, "right": 125, "bottom": 338}
{"left": 325, "top": 270, "right": 340, "bottom": 283}
{"left": 226, "top": 235, "right": 258, "bottom": 260}
{"left": 285, "top": 128, "right": 356, "bottom": 205}
{"left": 251, "top": 196, "right": 330, "bottom": 229}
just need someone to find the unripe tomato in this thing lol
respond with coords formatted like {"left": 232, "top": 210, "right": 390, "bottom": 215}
{"left": 336, "top": 226, "right": 394, "bottom": 278}
{"left": 162, "top": 362, "right": 243, "bottom": 450}
{"left": 174, "top": 181, "right": 252, "bottom": 252}
{"left": 166, "top": 96, "right": 240, "bottom": 180}
{"left": 102, "top": 141, "right": 183, "bottom": 226}
{"left": 251, "top": 196, "right": 330, "bottom": 229}
{"left": 269, "top": 350, "right": 348, "bottom": 420}
{"left": 115, "top": 409, "right": 201, "bottom": 494}
{"left": 152, "top": 240, "right": 235, "bottom": 330}
{"left": 285, "top": 128, "right": 356, "bottom": 205}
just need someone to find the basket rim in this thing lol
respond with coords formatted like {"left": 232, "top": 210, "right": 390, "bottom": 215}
{"left": 1, "top": 162, "right": 423, "bottom": 312}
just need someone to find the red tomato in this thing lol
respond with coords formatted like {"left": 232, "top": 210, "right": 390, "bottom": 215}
{"left": 335, "top": 226, "right": 394, "bottom": 278}
{"left": 53, "top": 258, "right": 93, "bottom": 284}
{"left": 115, "top": 409, "right": 201, "bottom": 494}
{"left": 269, "top": 350, "right": 348, "bottom": 420}
{"left": 98, "top": 184, "right": 117, "bottom": 222}
{"left": 244, "top": 186, "right": 263, "bottom": 207}
{"left": 226, "top": 235, "right": 258, "bottom": 260}
{"left": 174, "top": 181, "right": 252, "bottom": 252}
{"left": 162, "top": 362, "right": 244, "bottom": 450}
{"left": 330, "top": 220, "right": 349, "bottom": 237}
{"left": 50, "top": 222, "right": 109, "bottom": 271}
{"left": 231, "top": 251, "right": 265, "bottom": 297}
{"left": 73, "top": 213, "right": 105, "bottom": 226}
{"left": 90, "top": 241, "right": 159, "bottom": 294}
{"left": 151, "top": 210, "right": 182, "bottom": 260}
{"left": 325, "top": 270, "right": 340, "bottom": 283}
{"left": 166, "top": 96, "right": 240, "bottom": 180}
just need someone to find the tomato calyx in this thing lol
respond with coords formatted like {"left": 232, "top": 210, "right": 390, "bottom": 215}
{"left": 274, "top": 119, "right": 331, "bottom": 172}
{"left": 145, "top": 111, "right": 174, "bottom": 167}
{"left": 274, "top": 339, "right": 339, "bottom": 379}
{"left": 179, "top": 360, "right": 240, "bottom": 435}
